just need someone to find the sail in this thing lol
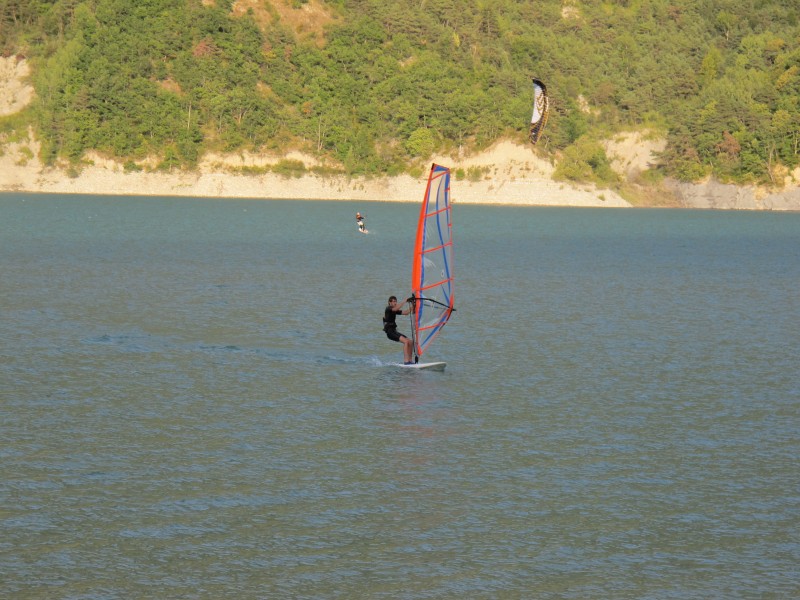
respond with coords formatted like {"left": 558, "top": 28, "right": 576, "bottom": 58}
{"left": 529, "top": 78, "right": 549, "bottom": 144}
{"left": 411, "top": 164, "right": 454, "bottom": 358}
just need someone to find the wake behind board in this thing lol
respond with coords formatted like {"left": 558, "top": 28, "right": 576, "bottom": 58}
{"left": 397, "top": 361, "right": 446, "bottom": 371}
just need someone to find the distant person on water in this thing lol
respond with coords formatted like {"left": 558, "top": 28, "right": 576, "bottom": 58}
{"left": 356, "top": 212, "right": 366, "bottom": 232}
{"left": 383, "top": 295, "right": 414, "bottom": 364}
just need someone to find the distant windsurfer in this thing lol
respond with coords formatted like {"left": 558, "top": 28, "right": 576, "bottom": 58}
{"left": 383, "top": 295, "right": 414, "bottom": 364}
{"left": 356, "top": 212, "right": 366, "bottom": 233}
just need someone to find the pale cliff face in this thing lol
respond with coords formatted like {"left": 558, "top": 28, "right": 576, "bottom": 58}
{"left": 0, "top": 56, "right": 35, "bottom": 117}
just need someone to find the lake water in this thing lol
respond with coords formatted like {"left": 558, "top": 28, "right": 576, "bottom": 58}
{"left": 1, "top": 193, "right": 799, "bottom": 599}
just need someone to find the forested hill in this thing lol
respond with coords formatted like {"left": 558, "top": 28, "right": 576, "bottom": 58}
{"left": 2, "top": 0, "right": 799, "bottom": 186}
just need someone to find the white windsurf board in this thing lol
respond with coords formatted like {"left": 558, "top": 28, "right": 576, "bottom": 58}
{"left": 397, "top": 361, "right": 446, "bottom": 371}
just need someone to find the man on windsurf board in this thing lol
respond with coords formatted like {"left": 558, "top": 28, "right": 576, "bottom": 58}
{"left": 383, "top": 295, "right": 414, "bottom": 364}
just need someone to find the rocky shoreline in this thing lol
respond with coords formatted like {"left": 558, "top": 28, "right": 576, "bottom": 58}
{"left": 665, "top": 179, "right": 800, "bottom": 211}
{"left": 3, "top": 136, "right": 800, "bottom": 211}
{"left": 1, "top": 139, "right": 633, "bottom": 208}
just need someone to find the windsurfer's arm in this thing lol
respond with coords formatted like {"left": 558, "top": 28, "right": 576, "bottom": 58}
{"left": 399, "top": 298, "right": 416, "bottom": 315}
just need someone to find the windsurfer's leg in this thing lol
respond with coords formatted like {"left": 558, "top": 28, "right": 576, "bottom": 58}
{"left": 400, "top": 335, "right": 413, "bottom": 363}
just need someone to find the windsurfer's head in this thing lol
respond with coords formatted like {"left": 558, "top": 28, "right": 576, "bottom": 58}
{"left": 388, "top": 296, "right": 397, "bottom": 304}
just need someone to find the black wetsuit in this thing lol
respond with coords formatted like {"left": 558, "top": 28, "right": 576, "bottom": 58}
{"left": 383, "top": 306, "right": 406, "bottom": 342}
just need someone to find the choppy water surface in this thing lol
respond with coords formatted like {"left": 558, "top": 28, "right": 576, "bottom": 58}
{"left": 1, "top": 194, "right": 799, "bottom": 598}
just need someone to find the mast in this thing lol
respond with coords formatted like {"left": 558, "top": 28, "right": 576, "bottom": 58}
{"left": 409, "top": 297, "right": 419, "bottom": 363}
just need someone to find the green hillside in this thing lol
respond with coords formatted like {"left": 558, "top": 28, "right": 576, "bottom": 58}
{"left": 2, "top": 0, "right": 799, "bottom": 186}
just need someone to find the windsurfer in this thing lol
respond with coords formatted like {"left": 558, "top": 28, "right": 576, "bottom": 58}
{"left": 383, "top": 295, "right": 414, "bottom": 364}
{"left": 356, "top": 212, "right": 366, "bottom": 232}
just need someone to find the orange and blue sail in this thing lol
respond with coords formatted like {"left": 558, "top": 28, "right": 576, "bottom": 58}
{"left": 411, "top": 164, "right": 455, "bottom": 358}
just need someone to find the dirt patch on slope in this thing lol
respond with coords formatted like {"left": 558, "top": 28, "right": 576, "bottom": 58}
{"left": 0, "top": 57, "right": 34, "bottom": 117}
{"left": 603, "top": 130, "right": 666, "bottom": 178}
{"left": 232, "top": 0, "right": 338, "bottom": 45}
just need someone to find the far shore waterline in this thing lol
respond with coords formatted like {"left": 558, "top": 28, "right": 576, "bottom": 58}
{"left": 4, "top": 185, "right": 800, "bottom": 212}
{"left": 1, "top": 188, "right": 636, "bottom": 208}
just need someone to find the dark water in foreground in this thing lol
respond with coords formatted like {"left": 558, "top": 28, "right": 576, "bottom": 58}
{"left": 1, "top": 194, "right": 799, "bottom": 598}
